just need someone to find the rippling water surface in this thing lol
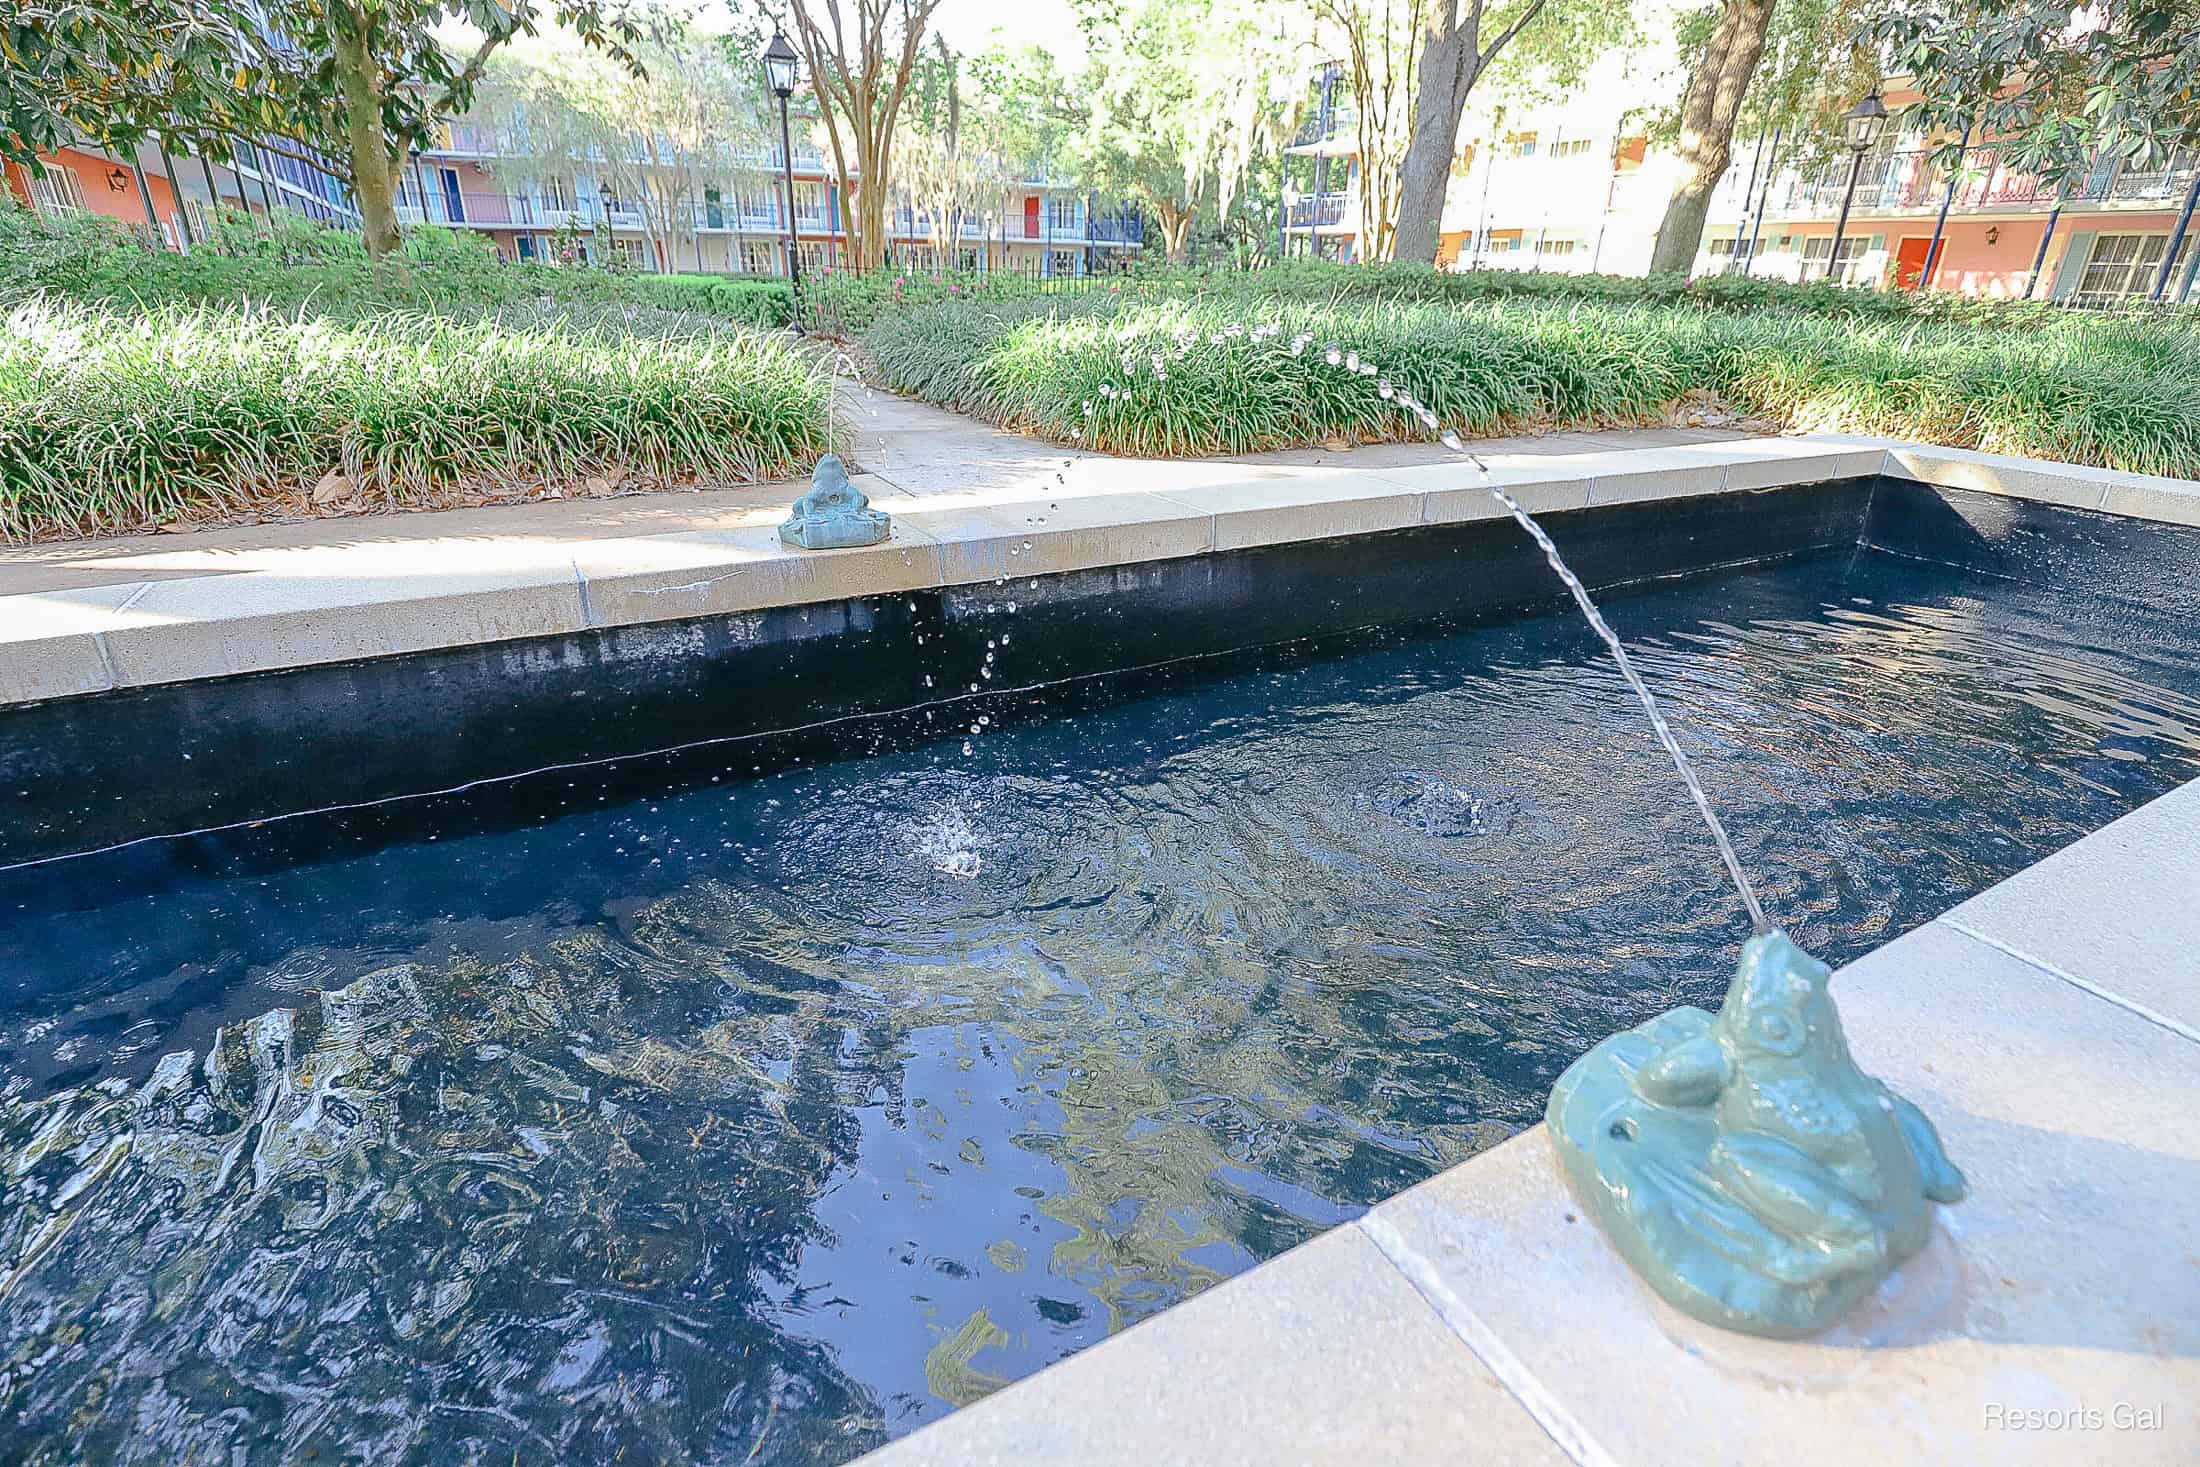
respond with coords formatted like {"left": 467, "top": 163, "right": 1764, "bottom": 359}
{"left": 3, "top": 548, "right": 2198, "bottom": 1464}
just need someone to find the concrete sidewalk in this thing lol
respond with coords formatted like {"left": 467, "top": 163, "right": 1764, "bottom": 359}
{"left": 0, "top": 388, "right": 1744, "bottom": 598}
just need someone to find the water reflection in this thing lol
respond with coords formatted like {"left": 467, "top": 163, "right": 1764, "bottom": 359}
{"left": 2, "top": 549, "right": 2198, "bottom": 1463}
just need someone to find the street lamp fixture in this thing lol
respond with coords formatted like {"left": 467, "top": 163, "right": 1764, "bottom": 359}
{"left": 761, "top": 29, "right": 799, "bottom": 100}
{"left": 760, "top": 29, "right": 803, "bottom": 316}
{"left": 1843, "top": 90, "right": 1890, "bottom": 152}
{"left": 1826, "top": 90, "right": 1889, "bottom": 286}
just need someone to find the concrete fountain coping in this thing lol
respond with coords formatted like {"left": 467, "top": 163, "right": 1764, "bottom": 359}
{"left": 2, "top": 425, "right": 2194, "bottom": 1456}
{"left": 854, "top": 774, "right": 2200, "bottom": 1467}
{"left": 2, "top": 433, "right": 2198, "bottom": 709}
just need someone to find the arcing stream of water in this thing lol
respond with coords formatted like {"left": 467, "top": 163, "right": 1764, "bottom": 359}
{"left": 1102, "top": 325, "right": 1776, "bottom": 934}
{"left": 1365, "top": 367, "right": 1771, "bottom": 930}
{"left": 1452, "top": 453, "right": 1774, "bottom": 934}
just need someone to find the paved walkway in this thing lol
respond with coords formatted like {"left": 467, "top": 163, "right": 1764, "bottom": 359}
{"left": 0, "top": 388, "right": 1745, "bottom": 597}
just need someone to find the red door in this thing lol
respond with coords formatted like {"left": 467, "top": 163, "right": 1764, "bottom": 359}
{"left": 1894, "top": 236, "right": 1935, "bottom": 290}
{"left": 1024, "top": 196, "right": 1040, "bottom": 239}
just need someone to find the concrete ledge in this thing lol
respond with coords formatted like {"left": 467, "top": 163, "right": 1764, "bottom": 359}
{"left": 2, "top": 435, "right": 2194, "bottom": 707}
{"left": 858, "top": 778, "right": 2200, "bottom": 1466}
{"left": 864, "top": 1223, "right": 1567, "bottom": 1467}
{"left": 1880, "top": 443, "right": 2200, "bottom": 526}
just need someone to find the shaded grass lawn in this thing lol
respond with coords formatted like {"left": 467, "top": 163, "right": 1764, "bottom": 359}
{"left": 0, "top": 299, "right": 829, "bottom": 540}
{"left": 862, "top": 294, "right": 2200, "bottom": 480}
{"left": 0, "top": 205, "right": 820, "bottom": 540}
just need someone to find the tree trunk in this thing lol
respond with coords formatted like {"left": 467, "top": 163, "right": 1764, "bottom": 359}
{"left": 1395, "top": 3, "right": 1479, "bottom": 265}
{"left": 1159, "top": 206, "right": 1194, "bottom": 264}
{"left": 333, "top": 12, "right": 402, "bottom": 259}
{"left": 1395, "top": 0, "right": 1550, "bottom": 265}
{"left": 1647, "top": 0, "right": 1774, "bottom": 276}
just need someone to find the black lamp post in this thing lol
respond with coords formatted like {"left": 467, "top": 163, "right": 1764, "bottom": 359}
{"left": 1825, "top": 90, "right": 1889, "bottom": 284}
{"left": 761, "top": 29, "right": 803, "bottom": 314}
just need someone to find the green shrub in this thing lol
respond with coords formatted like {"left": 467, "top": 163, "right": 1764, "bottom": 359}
{"left": 829, "top": 255, "right": 2196, "bottom": 333}
{"left": 625, "top": 273, "right": 795, "bottom": 327}
{"left": 861, "top": 293, "right": 2200, "bottom": 478}
{"left": 802, "top": 268, "right": 1079, "bottom": 335}
{"left": 0, "top": 198, "right": 795, "bottom": 326}
{"left": 0, "top": 298, "right": 831, "bottom": 539}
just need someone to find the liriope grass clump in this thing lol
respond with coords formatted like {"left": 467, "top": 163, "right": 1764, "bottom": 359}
{"left": 0, "top": 299, "right": 831, "bottom": 539}
{"left": 867, "top": 297, "right": 1696, "bottom": 456}
{"left": 863, "top": 294, "right": 2200, "bottom": 479}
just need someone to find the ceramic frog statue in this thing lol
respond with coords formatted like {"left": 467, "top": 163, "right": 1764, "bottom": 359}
{"left": 1547, "top": 930, "right": 1965, "bottom": 1337}
{"left": 780, "top": 453, "right": 890, "bottom": 549}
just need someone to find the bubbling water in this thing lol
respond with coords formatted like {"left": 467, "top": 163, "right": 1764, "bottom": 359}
{"left": 1104, "top": 321, "right": 1774, "bottom": 935}
{"left": 1453, "top": 452, "right": 1771, "bottom": 934}
{"left": 1329, "top": 343, "right": 1769, "bottom": 932}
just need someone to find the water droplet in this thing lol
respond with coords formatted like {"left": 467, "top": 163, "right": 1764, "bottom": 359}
{"left": 1378, "top": 380, "right": 1394, "bottom": 399}
{"left": 1324, "top": 347, "right": 1342, "bottom": 366}
{"left": 962, "top": 741, "right": 973, "bottom": 755}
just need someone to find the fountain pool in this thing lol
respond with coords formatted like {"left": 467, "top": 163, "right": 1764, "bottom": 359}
{"left": 2, "top": 496, "right": 2199, "bottom": 1463}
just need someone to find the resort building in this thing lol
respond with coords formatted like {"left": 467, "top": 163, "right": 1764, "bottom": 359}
{"left": 1279, "top": 54, "right": 2198, "bottom": 305}
{"left": 1691, "top": 81, "right": 2197, "bottom": 304}
{"left": 402, "top": 117, "right": 1141, "bottom": 276}
{"left": 6, "top": 113, "right": 1143, "bottom": 280}
{"left": 2, "top": 137, "right": 360, "bottom": 249}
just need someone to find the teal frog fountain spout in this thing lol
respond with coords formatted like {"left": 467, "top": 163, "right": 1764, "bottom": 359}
{"left": 1128, "top": 328, "right": 1970, "bottom": 1337}
{"left": 1547, "top": 931, "right": 1967, "bottom": 1338}
{"left": 780, "top": 453, "right": 889, "bottom": 549}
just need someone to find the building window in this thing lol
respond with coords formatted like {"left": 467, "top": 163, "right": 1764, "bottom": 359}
{"left": 1708, "top": 236, "right": 1755, "bottom": 265}
{"left": 2073, "top": 233, "right": 2196, "bottom": 306}
{"left": 1048, "top": 247, "right": 1083, "bottom": 275}
{"left": 1046, "top": 196, "right": 1079, "bottom": 233}
{"left": 26, "top": 165, "right": 87, "bottom": 214}
{"left": 1536, "top": 238, "right": 1578, "bottom": 257}
{"left": 739, "top": 240, "right": 779, "bottom": 275}
{"left": 1802, "top": 235, "right": 1870, "bottom": 283}
{"left": 1510, "top": 135, "right": 1537, "bottom": 158}
{"left": 1548, "top": 139, "right": 1595, "bottom": 160}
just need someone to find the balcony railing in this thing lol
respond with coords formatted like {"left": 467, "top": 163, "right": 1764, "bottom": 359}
{"left": 1290, "top": 107, "right": 1358, "bottom": 149}
{"left": 400, "top": 191, "right": 642, "bottom": 229}
{"left": 1774, "top": 147, "right": 2197, "bottom": 217}
{"left": 735, "top": 143, "right": 832, "bottom": 172}
{"left": 1286, "top": 192, "right": 1347, "bottom": 229}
